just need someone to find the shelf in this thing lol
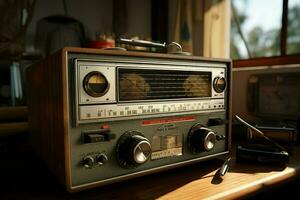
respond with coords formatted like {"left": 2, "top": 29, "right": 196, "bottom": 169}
{"left": 0, "top": 106, "right": 28, "bottom": 121}
{"left": 0, "top": 106, "right": 28, "bottom": 136}
{"left": 0, "top": 122, "right": 28, "bottom": 136}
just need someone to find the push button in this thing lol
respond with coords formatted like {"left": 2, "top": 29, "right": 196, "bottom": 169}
{"left": 83, "top": 129, "right": 116, "bottom": 143}
{"left": 207, "top": 118, "right": 225, "bottom": 126}
{"left": 85, "top": 133, "right": 105, "bottom": 143}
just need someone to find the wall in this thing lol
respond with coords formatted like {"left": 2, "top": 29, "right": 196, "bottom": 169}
{"left": 25, "top": 0, "right": 151, "bottom": 52}
{"left": 168, "top": 0, "right": 230, "bottom": 58}
{"left": 25, "top": 0, "right": 229, "bottom": 57}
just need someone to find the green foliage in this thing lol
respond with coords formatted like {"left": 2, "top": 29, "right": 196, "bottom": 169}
{"left": 287, "top": 5, "right": 300, "bottom": 54}
{"left": 230, "top": 3, "right": 300, "bottom": 59}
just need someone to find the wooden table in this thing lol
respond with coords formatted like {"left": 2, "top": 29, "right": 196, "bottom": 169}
{"left": 0, "top": 146, "right": 300, "bottom": 200}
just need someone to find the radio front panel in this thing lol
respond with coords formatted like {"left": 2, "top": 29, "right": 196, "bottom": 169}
{"left": 69, "top": 112, "right": 227, "bottom": 189}
{"left": 75, "top": 59, "right": 227, "bottom": 124}
{"left": 27, "top": 48, "right": 231, "bottom": 192}
{"left": 68, "top": 54, "right": 231, "bottom": 190}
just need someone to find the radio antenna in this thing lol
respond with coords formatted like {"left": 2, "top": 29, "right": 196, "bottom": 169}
{"left": 235, "top": 115, "right": 286, "bottom": 151}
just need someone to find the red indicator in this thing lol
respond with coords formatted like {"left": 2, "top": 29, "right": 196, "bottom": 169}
{"left": 101, "top": 124, "right": 110, "bottom": 129}
{"left": 142, "top": 116, "right": 196, "bottom": 126}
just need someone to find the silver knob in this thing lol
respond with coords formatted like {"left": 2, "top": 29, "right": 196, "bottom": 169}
{"left": 116, "top": 131, "right": 152, "bottom": 168}
{"left": 188, "top": 124, "right": 217, "bottom": 153}
{"left": 83, "top": 156, "right": 94, "bottom": 168}
{"left": 203, "top": 131, "right": 216, "bottom": 151}
{"left": 95, "top": 153, "right": 108, "bottom": 166}
{"left": 132, "top": 136, "right": 152, "bottom": 164}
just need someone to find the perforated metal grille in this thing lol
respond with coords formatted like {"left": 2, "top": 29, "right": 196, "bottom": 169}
{"left": 118, "top": 68, "right": 211, "bottom": 101}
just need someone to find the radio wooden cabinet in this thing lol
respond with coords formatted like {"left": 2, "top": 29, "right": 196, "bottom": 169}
{"left": 27, "top": 47, "right": 232, "bottom": 192}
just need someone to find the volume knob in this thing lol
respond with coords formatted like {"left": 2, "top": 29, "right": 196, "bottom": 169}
{"left": 188, "top": 124, "right": 216, "bottom": 153}
{"left": 83, "top": 156, "right": 94, "bottom": 168}
{"left": 116, "top": 131, "right": 152, "bottom": 168}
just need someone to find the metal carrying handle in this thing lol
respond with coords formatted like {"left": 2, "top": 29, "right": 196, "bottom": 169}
{"left": 117, "top": 38, "right": 166, "bottom": 48}
{"left": 116, "top": 38, "right": 183, "bottom": 53}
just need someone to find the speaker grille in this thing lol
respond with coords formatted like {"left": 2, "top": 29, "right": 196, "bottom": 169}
{"left": 118, "top": 68, "right": 211, "bottom": 101}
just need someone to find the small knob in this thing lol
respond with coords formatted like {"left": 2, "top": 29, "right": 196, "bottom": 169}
{"left": 95, "top": 153, "right": 108, "bottom": 166}
{"left": 188, "top": 124, "right": 216, "bottom": 153}
{"left": 83, "top": 156, "right": 94, "bottom": 168}
{"left": 213, "top": 77, "right": 226, "bottom": 93}
{"left": 203, "top": 131, "right": 216, "bottom": 151}
{"left": 133, "top": 138, "right": 152, "bottom": 164}
{"left": 116, "top": 131, "right": 152, "bottom": 168}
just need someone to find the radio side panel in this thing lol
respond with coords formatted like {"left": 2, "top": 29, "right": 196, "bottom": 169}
{"left": 227, "top": 60, "right": 232, "bottom": 151}
{"left": 27, "top": 49, "right": 70, "bottom": 188}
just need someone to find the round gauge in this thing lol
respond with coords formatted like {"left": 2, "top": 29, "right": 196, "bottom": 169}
{"left": 213, "top": 77, "right": 226, "bottom": 93}
{"left": 83, "top": 71, "right": 109, "bottom": 97}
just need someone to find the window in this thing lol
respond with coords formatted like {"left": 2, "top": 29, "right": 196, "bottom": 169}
{"left": 231, "top": 0, "right": 300, "bottom": 59}
{"left": 287, "top": 0, "right": 300, "bottom": 54}
{"left": 231, "top": 0, "right": 283, "bottom": 59}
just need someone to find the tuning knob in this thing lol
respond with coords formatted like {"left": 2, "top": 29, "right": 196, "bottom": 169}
{"left": 188, "top": 124, "right": 216, "bottom": 153}
{"left": 116, "top": 131, "right": 152, "bottom": 168}
{"left": 213, "top": 77, "right": 226, "bottom": 93}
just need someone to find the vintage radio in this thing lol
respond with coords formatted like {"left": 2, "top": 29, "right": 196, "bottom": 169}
{"left": 27, "top": 47, "right": 232, "bottom": 192}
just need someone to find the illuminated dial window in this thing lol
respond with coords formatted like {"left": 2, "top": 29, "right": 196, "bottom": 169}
{"left": 83, "top": 71, "right": 109, "bottom": 97}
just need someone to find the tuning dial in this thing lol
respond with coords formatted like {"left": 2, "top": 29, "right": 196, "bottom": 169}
{"left": 116, "top": 131, "right": 152, "bottom": 168}
{"left": 83, "top": 156, "right": 94, "bottom": 168}
{"left": 188, "top": 124, "right": 216, "bottom": 153}
{"left": 213, "top": 77, "right": 226, "bottom": 93}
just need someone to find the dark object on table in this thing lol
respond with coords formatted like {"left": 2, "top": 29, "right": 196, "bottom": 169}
{"left": 235, "top": 115, "right": 289, "bottom": 165}
{"left": 236, "top": 144, "right": 289, "bottom": 166}
{"left": 253, "top": 125, "right": 297, "bottom": 153}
